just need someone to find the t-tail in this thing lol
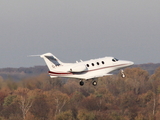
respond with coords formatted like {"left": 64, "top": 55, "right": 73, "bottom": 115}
{"left": 40, "top": 53, "right": 63, "bottom": 71}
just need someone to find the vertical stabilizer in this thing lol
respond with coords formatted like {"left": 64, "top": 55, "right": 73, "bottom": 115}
{"left": 40, "top": 53, "right": 63, "bottom": 71}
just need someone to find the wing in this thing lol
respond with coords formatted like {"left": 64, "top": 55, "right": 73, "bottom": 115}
{"left": 82, "top": 73, "right": 113, "bottom": 80}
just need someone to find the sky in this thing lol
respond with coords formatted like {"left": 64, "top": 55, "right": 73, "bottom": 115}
{"left": 0, "top": 0, "right": 160, "bottom": 68}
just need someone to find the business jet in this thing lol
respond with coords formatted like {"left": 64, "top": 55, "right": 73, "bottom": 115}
{"left": 38, "top": 53, "right": 133, "bottom": 86}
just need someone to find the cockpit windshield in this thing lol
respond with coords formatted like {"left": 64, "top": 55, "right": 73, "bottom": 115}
{"left": 112, "top": 58, "right": 119, "bottom": 62}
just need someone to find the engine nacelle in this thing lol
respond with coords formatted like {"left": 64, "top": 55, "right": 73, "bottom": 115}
{"left": 69, "top": 65, "right": 87, "bottom": 72}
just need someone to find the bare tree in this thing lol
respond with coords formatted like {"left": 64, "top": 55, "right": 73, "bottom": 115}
{"left": 15, "top": 88, "right": 34, "bottom": 120}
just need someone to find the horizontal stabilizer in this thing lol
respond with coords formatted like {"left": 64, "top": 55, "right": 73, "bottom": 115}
{"left": 28, "top": 55, "right": 41, "bottom": 57}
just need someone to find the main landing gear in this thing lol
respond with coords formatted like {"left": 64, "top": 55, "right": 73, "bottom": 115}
{"left": 92, "top": 81, "right": 97, "bottom": 86}
{"left": 79, "top": 70, "right": 126, "bottom": 86}
{"left": 121, "top": 69, "right": 126, "bottom": 78}
{"left": 79, "top": 80, "right": 84, "bottom": 86}
{"left": 79, "top": 80, "right": 97, "bottom": 86}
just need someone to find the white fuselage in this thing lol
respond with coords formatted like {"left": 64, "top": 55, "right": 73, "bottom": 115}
{"left": 48, "top": 57, "right": 134, "bottom": 80}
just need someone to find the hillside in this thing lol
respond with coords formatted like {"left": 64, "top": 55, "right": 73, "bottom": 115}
{"left": 0, "top": 63, "right": 160, "bottom": 81}
{"left": 132, "top": 63, "right": 160, "bottom": 74}
{"left": 0, "top": 66, "right": 48, "bottom": 81}
{"left": 0, "top": 65, "right": 160, "bottom": 119}
{"left": 0, "top": 64, "right": 160, "bottom": 119}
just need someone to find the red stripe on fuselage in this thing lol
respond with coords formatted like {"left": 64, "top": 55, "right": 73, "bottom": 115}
{"left": 48, "top": 64, "right": 128, "bottom": 76}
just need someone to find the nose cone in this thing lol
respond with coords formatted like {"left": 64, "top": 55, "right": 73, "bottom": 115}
{"left": 128, "top": 61, "right": 134, "bottom": 66}
{"left": 113, "top": 59, "right": 134, "bottom": 70}
{"left": 119, "top": 60, "right": 134, "bottom": 68}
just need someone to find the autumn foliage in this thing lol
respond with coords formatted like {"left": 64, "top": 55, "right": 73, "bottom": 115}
{"left": 0, "top": 67, "right": 160, "bottom": 120}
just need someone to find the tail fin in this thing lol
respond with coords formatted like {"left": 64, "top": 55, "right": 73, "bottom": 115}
{"left": 40, "top": 53, "right": 63, "bottom": 71}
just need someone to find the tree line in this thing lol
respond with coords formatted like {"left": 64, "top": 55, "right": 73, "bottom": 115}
{"left": 0, "top": 67, "right": 160, "bottom": 120}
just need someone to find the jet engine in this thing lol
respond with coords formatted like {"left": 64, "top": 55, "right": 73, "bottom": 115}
{"left": 69, "top": 64, "right": 87, "bottom": 72}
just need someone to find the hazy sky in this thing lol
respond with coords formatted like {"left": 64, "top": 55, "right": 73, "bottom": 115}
{"left": 0, "top": 0, "right": 160, "bottom": 68}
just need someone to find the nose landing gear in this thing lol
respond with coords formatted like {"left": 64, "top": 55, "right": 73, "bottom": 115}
{"left": 121, "top": 69, "right": 126, "bottom": 78}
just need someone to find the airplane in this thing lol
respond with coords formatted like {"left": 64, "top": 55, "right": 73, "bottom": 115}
{"left": 37, "top": 53, "right": 134, "bottom": 86}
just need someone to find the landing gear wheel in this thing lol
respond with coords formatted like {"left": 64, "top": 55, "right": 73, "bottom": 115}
{"left": 121, "top": 73, "right": 126, "bottom": 78}
{"left": 121, "top": 69, "right": 126, "bottom": 78}
{"left": 92, "top": 81, "right": 97, "bottom": 86}
{"left": 79, "top": 80, "right": 84, "bottom": 86}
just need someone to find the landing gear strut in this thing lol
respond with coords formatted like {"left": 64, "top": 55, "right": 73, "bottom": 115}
{"left": 121, "top": 69, "right": 126, "bottom": 78}
{"left": 79, "top": 80, "right": 84, "bottom": 86}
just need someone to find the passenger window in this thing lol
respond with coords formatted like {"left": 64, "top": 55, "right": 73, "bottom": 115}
{"left": 97, "top": 62, "right": 99, "bottom": 65}
{"left": 92, "top": 63, "right": 94, "bottom": 66}
{"left": 102, "top": 61, "right": 104, "bottom": 64}
{"left": 86, "top": 64, "right": 89, "bottom": 67}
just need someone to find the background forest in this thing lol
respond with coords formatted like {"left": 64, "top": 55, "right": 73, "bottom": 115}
{"left": 0, "top": 65, "right": 160, "bottom": 120}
